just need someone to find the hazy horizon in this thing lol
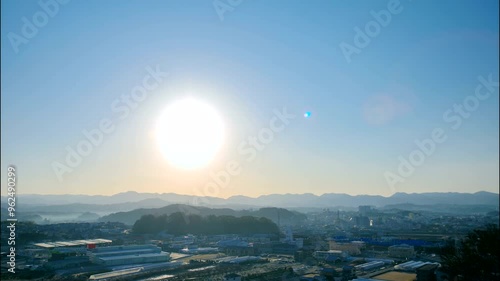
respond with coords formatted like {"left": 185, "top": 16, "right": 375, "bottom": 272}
{"left": 2, "top": 0, "right": 499, "bottom": 198}
{"left": 3, "top": 190, "right": 499, "bottom": 199}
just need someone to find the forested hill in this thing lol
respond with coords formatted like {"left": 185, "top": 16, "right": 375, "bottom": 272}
{"left": 98, "top": 204, "right": 307, "bottom": 226}
{"left": 132, "top": 213, "right": 280, "bottom": 235}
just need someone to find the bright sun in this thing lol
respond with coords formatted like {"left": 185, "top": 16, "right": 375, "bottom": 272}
{"left": 156, "top": 98, "right": 225, "bottom": 169}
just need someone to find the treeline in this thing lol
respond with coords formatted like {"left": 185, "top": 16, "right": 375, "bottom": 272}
{"left": 132, "top": 212, "right": 280, "bottom": 235}
{"left": 440, "top": 224, "right": 499, "bottom": 280}
{"left": 99, "top": 204, "right": 307, "bottom": 226}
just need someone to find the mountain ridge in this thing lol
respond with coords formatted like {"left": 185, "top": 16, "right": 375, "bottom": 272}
{"left": 2, "top": 191, "right": 498, "bottom": 208}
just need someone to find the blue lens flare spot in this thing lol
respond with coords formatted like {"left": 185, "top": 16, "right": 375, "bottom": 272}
{"left": 304, "top": 112, "right": 311, "bottom": 118}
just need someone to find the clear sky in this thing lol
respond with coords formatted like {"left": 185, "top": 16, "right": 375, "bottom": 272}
{"left": 1, "top": 0, "right": 499, "bottom": 197}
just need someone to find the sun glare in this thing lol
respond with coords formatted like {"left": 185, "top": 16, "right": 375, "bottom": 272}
{"left": 155, "top": 98, "right": 225, "bottom": 169}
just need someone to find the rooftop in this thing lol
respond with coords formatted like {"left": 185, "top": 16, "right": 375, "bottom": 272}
{"left": 98, "top": 252, "right": 170, "bottom": 261}
{"left": 89, "top": 267, "right": 142, "bottom": 280}
{"left": 34, "top": 239, "right": 112, "bottom": 249}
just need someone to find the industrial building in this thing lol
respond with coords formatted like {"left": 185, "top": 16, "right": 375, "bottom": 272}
{"left": 33, "top": 238, "right": 112, "bottom": 249}
{"left": 29, "top": 238, "right": 112, "bottom": 269}
{"left": 88, "top": 244, "right": 171, "bottom": 266}
{"left": 252, "top": 241, "right": 298, "bottom": 255}
{"left": 96, "top": 253, "right": 171, "bottom": 266}
{"left": 388, "top": 244, "right": 415, "bottom": 259}
{"left": 89, "top": 267, "right": 143, "bottom": 281}
{"left": 355, "top": 261, "right": 385, "bottom": 272}
{"left": 312, "top": 250, "right": 348, "bottom": 262}
{"left": 88, "top": 262, "right": 182, "bottom": 281}
{"left": 328, "top": 240, "right": 365, "bottom": 255}
{"left": 181, "top": 247, "right": 219, "bottom": 254}
{"left": 216, "top": 256, "right": 263, "bottom": 264}
{"left": 395, "top": 260, "right": 440, "bottom": 272}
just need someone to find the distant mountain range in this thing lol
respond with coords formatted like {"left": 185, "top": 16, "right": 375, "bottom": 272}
{"left": 2, "top": 190, "right": 498, "bottom": 208}
{"left": 1, "top": 191, "right": 498, "bottom": 223}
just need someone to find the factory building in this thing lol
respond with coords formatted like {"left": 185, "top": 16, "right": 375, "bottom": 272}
{"left": 394, "top": 260, "right": 440, "bottom": 272}
{"left": 388, "top": 244, "right": 415, "bottom": 259}
{"left": 355, "top": 261, "right": 385, "bottom": 272}
{"left": 88, "top": 244, "right": 170, "bottom": 266}
{"left": 329, "top": 240, "right": 365, "bottom": 255}
{"left": 313, "top": 250, "right": 348, "bottom": 262}
{"left": 33, "top": 238, "right": 112, "bottom": 250}
{"left": 181, "top": 247, "right": 219, "bottom": 254}
{"left": 216, "top": 256, "right": 263, "bottom": 264}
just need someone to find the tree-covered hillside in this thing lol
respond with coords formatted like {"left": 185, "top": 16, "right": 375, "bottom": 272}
{"left": 132, "top": 212, "right": 280, "bottom": 235}
{"left": 99, "top": 204, "right": 306, "bottom": 226}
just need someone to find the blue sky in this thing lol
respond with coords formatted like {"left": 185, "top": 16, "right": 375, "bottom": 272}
{"left": 1, "top": 0, "right": 499, "bottom": 197}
